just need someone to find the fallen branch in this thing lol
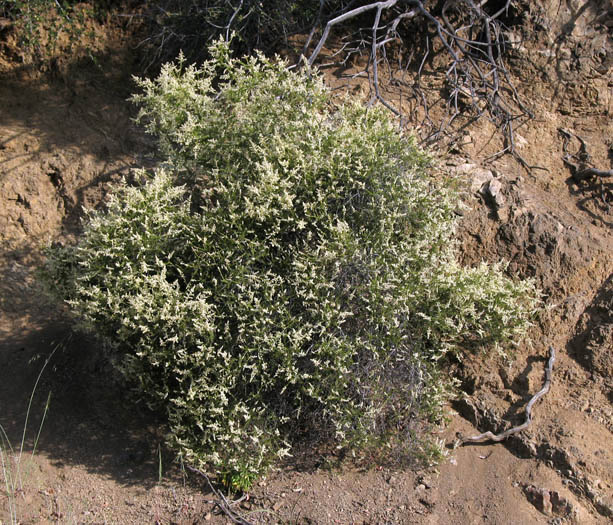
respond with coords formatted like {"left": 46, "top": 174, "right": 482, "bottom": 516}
{"left": 570, "top": 164, "right": 613, "bottom": 184}
{"left": 459, "top": 346, "right": 555, "bottom": 445}
{"left": 186, "top": 465, "right": 254, "bottom": 525}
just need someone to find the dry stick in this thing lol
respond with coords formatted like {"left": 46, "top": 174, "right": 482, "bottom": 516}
{"left": 186, "top": 465, "right": 254, "bottom": 525}
{"left": 460, "top": 346, "right": 556, "bottom": 445}
{"left": 573, "top": 167, "right": 613, "bottom": 182}
{"left": 224, "top": 0, "right": 244, "bottom": 42}
{"left": 301, "top": 0, "right": 325, "bottom": 58}
{"left": 369, "top": 3, "right": 403, "bottom": 115}
{"left": 306, "top": 0, "right": 534, "bottom": 162}
{"left": 440, "top": 0, "right": 540, "bottom": 171}
{"left": 307, "top": 0, "right": 400, "bottom": 67}
{"left": 307, "top": 0, "right": 415, "bottom": 115}
{"left": 559, "top": 128, "right": 613, "bottom": 182}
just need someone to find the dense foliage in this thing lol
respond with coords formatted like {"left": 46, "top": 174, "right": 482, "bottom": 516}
{"left": 41, "top": 39, "right": 539, "bottom": 489}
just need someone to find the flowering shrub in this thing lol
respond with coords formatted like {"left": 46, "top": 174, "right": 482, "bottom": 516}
{"left": 41, "top": 39, "right": 539, "bottom": 489}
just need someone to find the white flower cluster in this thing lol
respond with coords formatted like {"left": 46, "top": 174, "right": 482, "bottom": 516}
{"left": 41, "top": 38, "right": 539, "bottom": 489}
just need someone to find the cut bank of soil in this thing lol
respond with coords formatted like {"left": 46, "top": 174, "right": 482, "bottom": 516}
{"left": 1, "top": 1, "right": 611, "bottom": 523}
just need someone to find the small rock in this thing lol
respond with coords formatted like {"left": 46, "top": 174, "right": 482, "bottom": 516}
{"left": 470, "top": 168, "right": 495, "bottom": 193}
{"left": 594, "top": 479, "right": 602, "bottom": 489}
{"left": 523, "top": 485, "right": 552, "bottom": 516}
{"left": 502, "top": 30, "right": 522, "bottom": 49}
{"left": 482, "top": 178, "right": 505, "bottom": 209}
{"left": 594, "top": 495, "right": 613, "bottom": 517}
{"left": 524, "top": 485, "right": 575, "bottom": 518}
{"left": 453, "top": 163, "right": 478, "bottom": 175}
{"left": 514, "top": 132, "right": 528, "bottom": 149}
{"left": 497, "top": 206, "right": 510, "bottom": 223}
{"left": 417, "top": 475, "right": 433, "bottom": 488}
{"left": 550, "top": 490, "right": 574, "bottom": 516}
{"left": 542, "top": 490, "right": 553, "bottom": 516}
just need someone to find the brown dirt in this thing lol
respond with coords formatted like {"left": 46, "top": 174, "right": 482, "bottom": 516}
{"left": 1, "top": 1, "right": 612, "bottom": 523}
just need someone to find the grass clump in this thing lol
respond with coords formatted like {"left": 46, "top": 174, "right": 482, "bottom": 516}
{"left": 1, "top": 348, "right": 54, "bottom": 525}
{"left": 40, "top": 39, "right": 539, "bottom": 489}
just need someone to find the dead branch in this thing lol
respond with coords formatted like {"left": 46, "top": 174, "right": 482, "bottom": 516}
{"left": 225, "top": 0, "right": 244, "bottom": 42}
{"left": 186, "top": 465, "right": 254, "bottom": 525}
{"left": 458, "top": 346, "right": 555, "bottom": 445}
{"left": 145, "top": 1, "right": 536, "bottom": 167}
{"left": 307, "top": 0, "right": 402, "bottom": 67}
{"left": 559, "top": 127, "right": 613, "bottom": 183}
{"left": 304, "top": 0, "right": 534, "bottom": 169}
{"left": 572, "top": 167, "right": 613, "bottom": 183}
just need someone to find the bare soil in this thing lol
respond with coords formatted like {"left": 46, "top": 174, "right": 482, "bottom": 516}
{"left": 1, "top": 1, "right": 611, "bottom": 523}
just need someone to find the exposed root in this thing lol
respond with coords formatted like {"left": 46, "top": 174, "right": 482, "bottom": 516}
{"left": 458, "top": 346, "right": 555, "bottom": 445}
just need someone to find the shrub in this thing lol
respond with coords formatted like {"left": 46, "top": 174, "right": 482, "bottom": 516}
{"left": 41, "top": 39, "right": 539, "bottom": 488}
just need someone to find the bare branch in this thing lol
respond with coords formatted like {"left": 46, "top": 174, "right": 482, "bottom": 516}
{"left": 303, "top": 0, "right": 534, "bottom": 167}
{"left": 307, "top": 0, "right": 400, "bottom": 67}
{"left": 459, "top": 346, "right": 555, "bottom": 445}
{"left": 186, "top": 465, "right": 254, "bottom": 525}
{"left": 225, "top": 0, "right": 244, "bottom": 42}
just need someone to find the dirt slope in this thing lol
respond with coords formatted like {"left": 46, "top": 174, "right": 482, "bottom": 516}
{"left": 1, "top": 1, "right": 611, "bottom": 523}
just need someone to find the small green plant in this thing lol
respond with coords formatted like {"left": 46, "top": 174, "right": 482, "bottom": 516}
{"left": 41, "top": 39, "right": 539, "bottom": 489}
{"left": 220, "top": 467, "right": 259, "bottom": 494}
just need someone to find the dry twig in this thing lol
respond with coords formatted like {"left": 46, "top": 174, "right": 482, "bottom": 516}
{"left": 304, "top": 0, "right": 534, "bottom": 167}
{"left": 559, "top": 128, "right": 613, "bottom": 183}
{"left": 186, "top": 465, "right": 254, "bottom": 525}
